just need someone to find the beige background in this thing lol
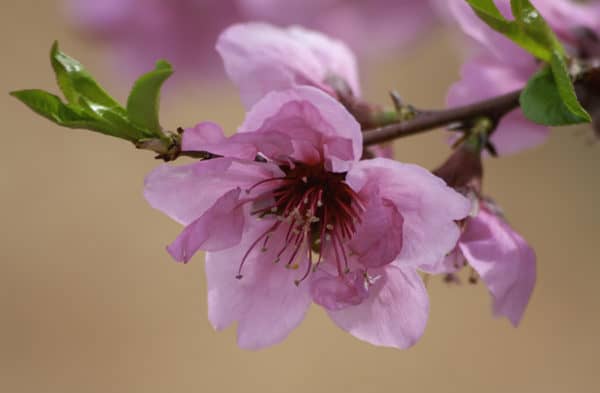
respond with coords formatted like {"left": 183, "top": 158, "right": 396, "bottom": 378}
{"left": 2, "top": 1, "right": 599, "bottom": 392}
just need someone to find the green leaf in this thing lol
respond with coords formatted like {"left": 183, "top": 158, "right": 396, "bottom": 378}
{"left": 10, "top": 41, "right": 178, "bottom": 145}
{"left": 549, "top": 51, "right": 591, "bottom": 122}
{"left": 126, "top": 60, "right": 173, "bottom": 136}
{"left": 10, "top": 89, "right": 118, "bottom": 134}
{"left": 77, "top": 96, "right": 152, "bottom": 140}
{"left": 465, "top": 0, "right": 563, "bottom": 61}
{"left": 520, "top": 55, "right": 591, "bottom": 126}
{"left": 50, "top": 41, "right": 124, "bottom": 112}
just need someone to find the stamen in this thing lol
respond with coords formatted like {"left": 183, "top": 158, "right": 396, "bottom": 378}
{"left": 237, "top": 221, "right": 280, "bottom": 279}
{"left": 237, "top": 162, "right": 364, "bottom": 285}
{"left": 246, "top": 176, "right": 288, "bottom": 194}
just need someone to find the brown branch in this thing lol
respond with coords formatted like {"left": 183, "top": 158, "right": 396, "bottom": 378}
{"left": 362, "top": 90, "right": 523, "bottom": 146}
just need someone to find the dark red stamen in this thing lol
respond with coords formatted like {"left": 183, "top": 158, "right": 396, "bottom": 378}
{"left": 237, "top": 162, "right": 363, "bottom": 284}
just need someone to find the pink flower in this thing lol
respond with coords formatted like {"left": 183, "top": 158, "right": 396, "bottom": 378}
{"left": 424, "top": 199, "right": 536, "bottom": 327}
{"left": 216, "top": 22, "right": 360, "bottom": 108}
{"left": 65, "top": 0, "right": 438, "bottom": 82}
{"left": 447, "top": 0, "right": 600, "bottom": 155}
{"left": 145, "top": 86, "right": 471, "bottom": 349}
{"left": 239, "top": 0, "right": 438, "bottom": 57}
{"left": 217, "top": 23, "right": 395, "bottom": 157}
{"left": 65, "top": 0, "right": 243, "bottom": 81}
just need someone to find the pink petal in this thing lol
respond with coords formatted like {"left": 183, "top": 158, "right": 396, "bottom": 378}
{"left": 419, "top": 249, "right": 463, "bottom": 275}
{"left": 488, "top": 111, "right": 550, "bottom": 155}
{"left": 348, "top": 195, "right": 404, "bottom": 268}
{"left": 459, "top": 208, "right": 536, "bottom": 326}
{"left": 327, "top": 265, "right": 429, "bottom": 349}
{"left": 181, "top": 121, "right": 294, "bottom": 160}
{"left": 167, "top": 188, "right": 246, "bottom": 263}
{"left": 310, "top": 270, "right": 369, "bottom": 311}
{"left": 144, "top": 157, "right": 283, "bottom": 225}
{"left": 347, "top": 158, "right": 471, "bottom": 268}
{"left": 238, "top": 87, "right": 362, "bottom": 171}
{"left": 217, "top": 23, "right": 359, "bottom": 108}
{"left": 205, "top": 219, "right": 313, "bottom": 350}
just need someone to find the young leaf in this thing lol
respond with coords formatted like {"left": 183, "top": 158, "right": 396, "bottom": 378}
{"left": 126, "top": 60, "right": 173, "bottom": 136}
{"left": 10, "top": 89, "right": 126, "bottom": 136}
{"left": 520, "top": 58, "right": 591, "bottom": 126}
{"left": 11, "top": 41, "right": 177, "bottom": 146}
{"left": 465, "top": 0, "right": 563, "bottom": 62}
{"left": 549, "top": 51, "right": 591, "bottom": 122}
{"left": 77, "top": 96, "right": 153, "bottom": 140}
{"left": 50, "top": 41, "right": 124, "bottom": 112}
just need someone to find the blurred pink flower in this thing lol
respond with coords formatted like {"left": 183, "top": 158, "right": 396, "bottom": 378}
{"left": 145, "top": 86, "right": 470, "bottom": 349}
{"left": 239, "top": 0, "right": 438, "bottom": 56}
{"left": 447, "top": 0, "right": 600, "bottom": 155}
{"left": 424, "top": 199, "right": 536, "bottom": 327}
{"left": 65, "top": 0, "right": 243, "bottom": 81}
{"left": 66, "top": 0, "right": 439, "bottom": 82}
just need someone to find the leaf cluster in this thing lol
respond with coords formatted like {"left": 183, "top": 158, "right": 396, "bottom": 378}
{"left": 466, "top": 0, "right": 591, "bottom": 125}
{"left": 11, "top": 42, "right": 173, "bottom": 143}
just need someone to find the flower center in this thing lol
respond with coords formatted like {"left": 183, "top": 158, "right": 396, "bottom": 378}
{"left": 238, "top": 162, "right": 364, "bottom": 285}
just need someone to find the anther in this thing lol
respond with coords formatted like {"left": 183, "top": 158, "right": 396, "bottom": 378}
{"left": 301, "top": 176, "right": 308, "bottom": 183}
{"left": 235, "top": 274, "right": 243, "bottom": 280}
{"left": 326, "top": 224, "right": 334, "bottom": 231}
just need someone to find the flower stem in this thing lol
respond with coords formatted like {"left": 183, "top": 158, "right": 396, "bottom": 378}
{"left": 361, "top": 90, "right": 523, "bottom": 146}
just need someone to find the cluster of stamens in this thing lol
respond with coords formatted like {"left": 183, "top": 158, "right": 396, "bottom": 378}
{"left": 236, "top": 162, "right": 365, "bottom": 286}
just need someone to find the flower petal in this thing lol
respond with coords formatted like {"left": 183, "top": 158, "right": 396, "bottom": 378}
{"left": 144, "top": 157, "right": 282, "bottom": 225}
{"left": 348, "top": 195, "right": 404, "bottom": 268}
{"left": 459, "top": 208, "right": 536, "bottom": 326}
{"left": 238, "top": 86, "right": 362, "bottom": 171}
{"left": 347, "top": 158, "right": 471, "bottom": 267}
{"left": 181, "top": 121, "right": 294, "bottom": 160}
{"left": 217, "top": 22, "right": 359, "bottom": 108}
{"left": 206, "top": 219, "right": 313, "bottom": 350}
{"left": 310, "top": 270, "right": 369, "bottom": 311}
{"left": 327, "top": 265, "right": 429, "bottom": 349}
{"left": 167, "top": 188, "right": 246, "bottom": 263}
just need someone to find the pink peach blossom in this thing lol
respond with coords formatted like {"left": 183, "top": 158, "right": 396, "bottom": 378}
{"left": 424, "top": 199, "right": 536, "bottom": 326}
{"left": 65, "top": 0, "right": 243, "bottom": 81}
{"left": 239, "top": 0, "right": 438, "bottom": 57}
{"left": 216, "top": 23, "right": 397, "bottom": 158}
{"left": 217, "top": 23, "right": 360, "bottom": 108}
{"left": 145, "top": 86, "right": 470, "bottom": 349}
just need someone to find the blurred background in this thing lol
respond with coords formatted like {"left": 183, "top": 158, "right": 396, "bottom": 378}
{"left": 2, "top": 1, "right": 599, "bottom": 392}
